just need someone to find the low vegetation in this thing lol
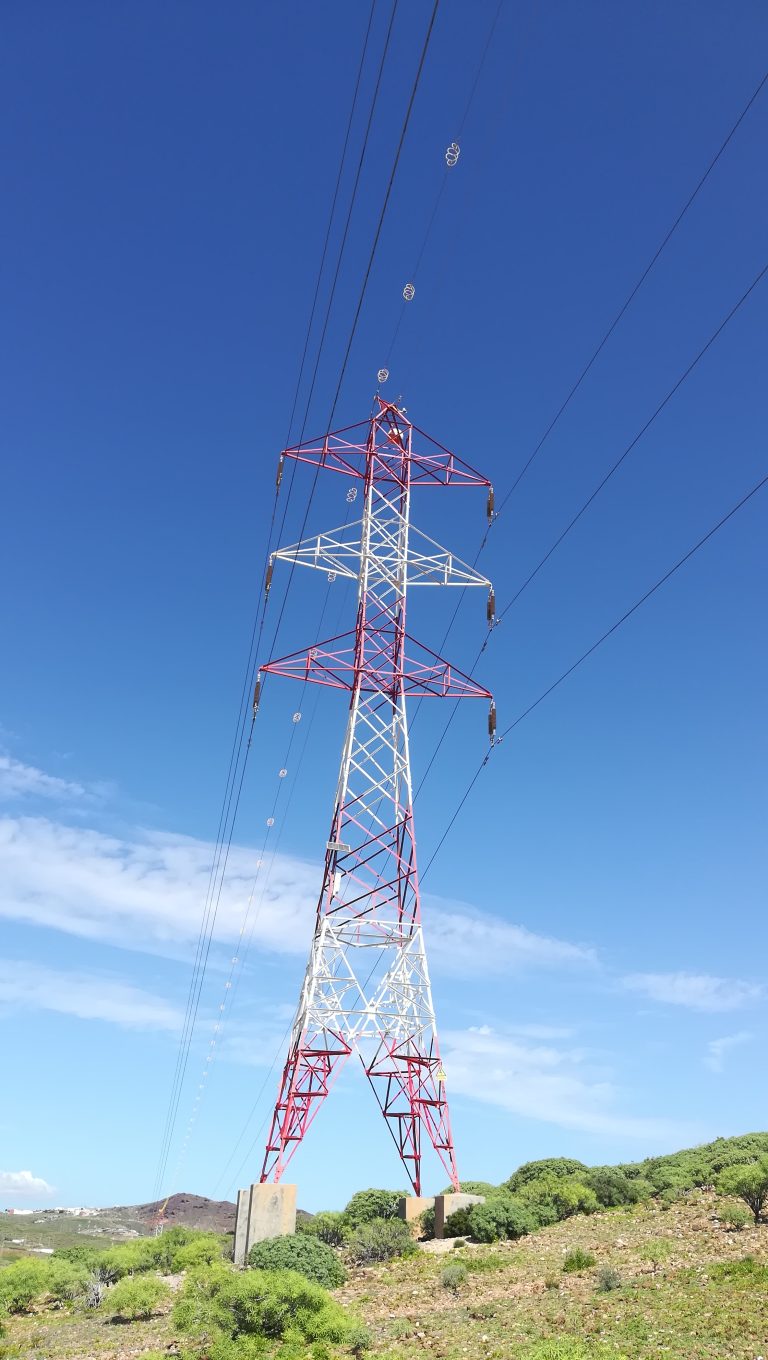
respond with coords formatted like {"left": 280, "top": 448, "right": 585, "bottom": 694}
{"left": 1, "top": 1133, "right": 767, "bottom": 1359}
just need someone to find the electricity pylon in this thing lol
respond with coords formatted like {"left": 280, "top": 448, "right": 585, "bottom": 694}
{"left": 257, "top": 398, "right": 495, "bottom": 1194}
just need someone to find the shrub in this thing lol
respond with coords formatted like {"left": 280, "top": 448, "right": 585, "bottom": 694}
{"left": 595, "top": 1266, "right": 622, "bottom": 1292}
{"left": 465, "top": 1196, "right": 537, "bottom": 1244}
{"left": 46, "top": 1260, "right": 89, "bottom": 1305}
{"left": 344, "top": 1219, "right": 417, "bottom": 1265}
{"left": 298, "top": 1211, "right": 349, "bottom": 1248}
{"left": 173, "top": 1235, "right": 227, "bottom": 1271}
{"left": 418, "top": 1206, "right": 435, "bottom": 1239}
{"left": 562, "top": 1248, "right": 596, "bottom": 1273}
{"left": 506, "top": 1159, "right": 588, "bottom": 1193}
{"left": 718, "top": 1202, "right": 751, "bottom": 1231}
{"left": 103, "top": 1274, "right": 170, "bottom": 1320}
{"left": 173, "top": 1263, "right": 357, "bottom": 1346}
{"left": 585, "top": 1168, "right": 650, "bottom": 1208}
{"left": 99, "top": 1243, "right": 146, "bottom": 1280}
{"left": 52, "top": 1245, "right": 103, "bottom": 1270}
{"left": 518, "top": 1175, "right": 599, "bottom": 1221}
{"left": 441, "top": 1262, "right": 468, "bottom": 1293}
{"left": 343, "top": 1189, "right": 405, "bottom": 1226}
{"left": 0, "top": 1259, "right": 51, "bottom": 1314}
{"left": 440, "top": 1180, "right": 497, "bottom": 1197}
{"left": 717, "top": 1157, "right": 768, "bottom": 1224}
{"left": 247, "top": 1235, "right": 346, "bottom": 1289}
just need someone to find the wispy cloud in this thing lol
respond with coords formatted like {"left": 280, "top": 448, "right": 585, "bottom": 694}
{"left": 441, "top": 1024, "right": 695, "bottom": 1143}
{"left": 0, "top": 755, "right": 85, "bottom": 802}
{"left": 0, "top": 958, "right": 183, "bottom": 1031}
{"left": 423, "top": 899, "right": 596, "bottom": 974}
{"left": 0, "top": 1169, "right": 55, "bottom": 1201}
{"left": 0, "top": 815, "right": 592, "bottom": 983}
{"left": 705, "top": 1031, "right": 753, "bottom": 1073}
{"left": 623, "top": 971, "right": 765, "bottom": 1013}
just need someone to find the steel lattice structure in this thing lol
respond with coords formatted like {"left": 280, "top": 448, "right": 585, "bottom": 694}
{"left": 258, "top": 399, "right": 494, "bottom": 1194}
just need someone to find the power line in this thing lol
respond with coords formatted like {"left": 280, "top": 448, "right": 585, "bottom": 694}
{"left": 409, "top": 62, "right": 768, "bottom": 689}
{"left": 149, "top": 0, "right": 384, "bottom": 1204}
{"left": 419, "top": 468, "right": 768, "bottom": 882}
{"left": 495, "top": 259, "right": 768, "bottom": 623}
{"left": 495, "top": 65, "right": 768, "bottom": 517}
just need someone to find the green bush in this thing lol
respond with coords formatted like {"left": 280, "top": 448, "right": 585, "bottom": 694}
{"left": 46, "top": 1260, "right": 89, "bottom": 1305}
{"left": 298, "top": 1211, "right": 349, "bottom": 1248}
{"left": 439, "top": 1180, "right": 497, "bottom": 1197}
{"left": 343, "top": 1188, "right": 405, "bottom": 1226}
{"left": 173, "top": 1263, "right": 357, "bottom": 1346}
{"left": 103, "top": 1273, "right": 170, "bottom": 1320}
{"left": 518, "top": 1174, "right": 599, "bottom": 1221}
{"left": 595, "top": 1266, "right": 622, "bottom": 1292}
{"left": 441, "top": 1261, "right": 468, "bottom": 1292}
{"left": 717, "top": 1156, "right": 768, "bottom": 1224}
{"left": 718, "top": 1202, "right": 751, "bottom": 1230}
{"left": 418, "top": 1205, "right": 435, "bottom": 1239}
{"left": 562, "top": 1248, "right": 596, "bottom": 1273}
{"left": 506, "top": 1159, "right": 588, "bottom": 1193}
{"left": 247, "top": 1235, "right": 346, "bottom": 1289}
{"left": 585, "top": 1168, "right": 651, "bottom": 1208}
{"left": 0, "top": 1259, "right": 51, "bottom": 1314}
{"left": 52, "top": 1245, "right": 103, "bottom": 1271}
{"left": 344, "top": 1218, "right": 417, "bottom": 1265}
{"left": 465, "top": 1196, "right": 537, "bottom": 1244}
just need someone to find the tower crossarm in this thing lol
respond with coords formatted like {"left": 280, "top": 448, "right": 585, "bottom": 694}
{"left": 273, "top": 519, "right": 491, "bottom": 589}
{"left": 261, "top": 631, "right": 491, "bottom": 700}
{"left": 277, "top": 398, "right": 491, "bottom": 490}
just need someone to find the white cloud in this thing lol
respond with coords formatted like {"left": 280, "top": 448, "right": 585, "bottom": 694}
{"left": 441, "top": 1024, "right": 694, "bottom": 1143}
{"left": 623, "top": 971, "right": 765, "bottom": 1013}
{"left": 0, "top": 1169, "right": 55, "bottom": 1201}
{"left": 0, "top": 959, "right": 183, "bottom": 1031}
{"left": 0, "top": 755, "right": 85, "bottom": 802}
{"left": 0, "top": 816, "right": 592, "bottom": 983}
{"left": 705, "top": 1031, "right": 753, "bottom": 1073}
{"left": 423, "top": 899, "right": 596, "bottom": 974}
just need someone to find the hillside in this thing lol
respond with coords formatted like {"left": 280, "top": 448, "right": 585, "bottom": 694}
{"left": 120, "top": 1192, "right": 237, "bottom": 1233}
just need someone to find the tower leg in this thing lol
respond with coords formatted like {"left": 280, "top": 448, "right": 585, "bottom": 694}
{"left": 364, "top": 1040, "right": 459, "bottom": 1195}
{"left": 260, "top": 1032, "right": 351, "bottom": 1183}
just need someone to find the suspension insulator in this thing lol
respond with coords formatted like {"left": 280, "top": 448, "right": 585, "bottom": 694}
{"left": 486, "top": 588, "right": 496, "bottom": 625}
{"left": 488, "top": 700, "right": 497, "bottom": 743}
{"left": 486, "top": 485, "right": 495, "bottom": 523}
{"left": 276, "top": 454, "right": 284, "bottom": 490}
{"left": 252, "top": 674, "right": 262, "bottom": 717}
{"left": 264, "top": 559, "right": 274, "bottom": 596}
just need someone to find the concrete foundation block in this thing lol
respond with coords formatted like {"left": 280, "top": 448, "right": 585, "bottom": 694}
{"left": 246, "top": 1183, "right": 297, "bottom": 1255}
{"left": 398, "top": 1195, "right": 434, "bottom": 1234}
{"left": 233, "top": 1187, "right": 250, "bottom": 1266}
{"left": 434, "top": 1192, "right": 485, "bottom": 1239}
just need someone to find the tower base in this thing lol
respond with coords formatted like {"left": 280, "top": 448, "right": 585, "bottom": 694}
{"left": 233, "top": 1183, "right": 297, "bottom": 1265}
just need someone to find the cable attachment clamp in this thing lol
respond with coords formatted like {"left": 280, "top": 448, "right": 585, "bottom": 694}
{"left": 445, "top": 141, "right": 460, "bottom": 168}
{"left": 402, "top": 282, "right": 415, "bottom": 302}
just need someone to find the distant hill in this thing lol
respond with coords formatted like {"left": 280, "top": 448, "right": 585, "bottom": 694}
{"left": 121, "top": 1193, "right": 237, "bottom": 1233}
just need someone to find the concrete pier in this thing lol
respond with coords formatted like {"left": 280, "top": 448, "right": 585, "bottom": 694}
{"left": 398, "top": 1195, "right": 434, "bottom": 1234}
{"left": 233, "top": 1183, "right": 297, "bottom": 1265}
{"left": 434, "top": 1192, "right": 485, "bottom": 1239}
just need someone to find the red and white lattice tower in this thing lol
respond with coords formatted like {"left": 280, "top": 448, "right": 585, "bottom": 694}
{"left": 257, "top": 398, "right": 494, "bottom": 1194}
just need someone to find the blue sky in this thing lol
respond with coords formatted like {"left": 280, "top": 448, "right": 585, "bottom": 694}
{"left": 1, "top": 0, "right": 766, "bottom": 1212}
